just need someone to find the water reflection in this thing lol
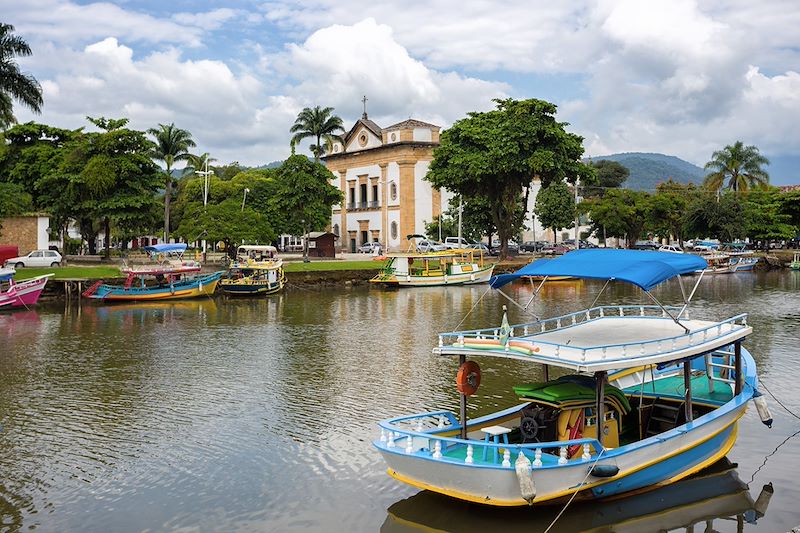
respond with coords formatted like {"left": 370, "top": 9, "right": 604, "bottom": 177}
{"left": 0, "top": 272, "right": 797, "bottom": 531}
{"left": 382, "top": 460, "right": 773, "bottom": 533}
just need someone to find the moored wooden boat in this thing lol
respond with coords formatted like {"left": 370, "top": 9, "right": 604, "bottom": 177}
{"left": 0, "top": 268, "right": 53, "bottom": 308}
{"left": 219, "top": 245, "right": 285, "bottom": 296}
{"left": 82, "top": 244, "right": 220, "bottom": 301}
{"left": 383, "top": 458, "right": 774, "bottom": 532}
{"left": 374, "top": 250, "right": 772, "bottom": 506}
{"left": 83, "top": 270, "right": 222, "bottom": 301}
{"left": 371, "top": 249, "right": 494, "bottom": 287}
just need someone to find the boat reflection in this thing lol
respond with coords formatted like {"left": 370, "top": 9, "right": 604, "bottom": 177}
{"left": 382, "top": 460, "right": 772, "bottom": 533}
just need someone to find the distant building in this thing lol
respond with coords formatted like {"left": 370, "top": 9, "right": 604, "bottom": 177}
{"left": 322, "top": 112, "right": 450, "bottom": 252}
{"left": 0, "top": 214, "right": 54, "bottom": 254}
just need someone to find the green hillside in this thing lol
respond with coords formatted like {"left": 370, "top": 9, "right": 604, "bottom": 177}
{"left": 589, "top": 152, "right": 705, "bottom": 191}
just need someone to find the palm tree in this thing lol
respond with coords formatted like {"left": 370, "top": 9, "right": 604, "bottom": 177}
{"left": 704, "top": 141, "right": 770, "bottom": 194}
{"left": 147, "top": 123, "right": 196, "bottom": 241}
{"left": 0, "top": 23, "right": 43, "bottom": 116}
{"left": 290, "top": 106, "right": 345, "bottom": 161}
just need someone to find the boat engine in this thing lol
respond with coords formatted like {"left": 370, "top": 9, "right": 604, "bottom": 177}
{"left": 520, "top": 405, "right": 558, "bottom": 443}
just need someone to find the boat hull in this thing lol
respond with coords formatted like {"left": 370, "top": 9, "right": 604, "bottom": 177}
{"left": 86, "top": 272, "right": 221, "bottom": 301}
{"left": 374, "top": 265, "right": 495, "bottom": 287}
{"left": 376, "top": 346, "right": 759, "bottom": 507}
{"left": 219, "top": 280, "right": 284, "bottom": 296}
{"left": 0, "top": 275, "right": 51, "bottom": 308}
{"left": 376, "top": 403, "right": 743, "bottom": 506}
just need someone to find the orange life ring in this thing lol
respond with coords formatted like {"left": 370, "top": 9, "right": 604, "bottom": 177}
{"left": 456, "top": 361, "right": 481, "bottom": 396}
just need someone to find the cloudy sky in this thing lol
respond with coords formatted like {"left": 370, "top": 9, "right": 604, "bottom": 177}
{"left": 4, "top": 0, "right": 799, "bottom": 183}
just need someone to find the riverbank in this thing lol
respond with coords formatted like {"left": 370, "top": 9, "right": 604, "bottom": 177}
{"left": 14, "top": 250, "right": 796, "bottom": 302}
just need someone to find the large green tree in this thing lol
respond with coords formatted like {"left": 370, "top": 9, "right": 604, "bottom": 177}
{"left": 683, "top": 191, "right": 745, "bottom": 242}
{"left": 271, "top": 154, "right": 342, "bottom": 261}
{"left": 425, "top": 195, "right": 499, "bottom": 244}
{"left": 147, "top": 123, "right": 196, "bottom": 241}
{"left": 648, "top": 180, "right": 693, "bottom": 245}
{"left": 534, "top": 181, "right": 575, "bottom": 241}
{"left": 0, "top": 23, "right": 43, "bottom": 123}
{"left": 176, "top": 198, "right": 274, "bottom": 255}
{"left": 584, "top": 189, "right": 650, "bottom": 248}
{"left": 703, "top": 141, "right": 770, "bottom": 194}
{"left": 743, "top": 188, "right": 796, "bottom": 247}
{"left": 290, "top": 106, "right": 345, "bottom": 161}
{"left": 0, "top": 122, "right": 78, "bottom": 242}
{"left": 426, "top": 98, "right": 593, "bottom": 258}
{"left": 57, "top": 117, "right": 162, "bottom": 257}
{"left": 583, "top": 160, "right": 629, "bottom": 198}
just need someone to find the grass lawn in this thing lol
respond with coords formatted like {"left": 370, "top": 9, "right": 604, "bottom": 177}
{"left": 11, "top": 266, "right": 123, "bottom": 280}
{"left": 283, "top": 260, "right": 383, "bottom": 272}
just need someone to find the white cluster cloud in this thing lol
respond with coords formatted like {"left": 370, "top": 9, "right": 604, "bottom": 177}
{"left": 4, "top": 0, "right": 800, "bottom": 174}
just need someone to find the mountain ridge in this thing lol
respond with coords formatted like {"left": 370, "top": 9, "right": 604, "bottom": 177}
{"left": 588, "top": 152, "right": 705, "bottom": 191}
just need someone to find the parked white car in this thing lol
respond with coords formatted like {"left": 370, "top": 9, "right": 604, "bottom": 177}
{"left": 4, "top": 249, "right": 62, "bottom": 268}
{"left": 658, "top": 245, "right": 684, "bottom": 253}
{"left": 444, "top": 237, "right": 472, "bottom": 249}
{"left": 417, "top": 239, "right": 447, "bottom": 253}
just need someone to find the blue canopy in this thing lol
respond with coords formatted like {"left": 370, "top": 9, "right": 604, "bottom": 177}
{"left": 490, "top": 249, "right": 708, "bottom": 291}
{"left": 143, "top": 243, "right": 187, "bottom": 254}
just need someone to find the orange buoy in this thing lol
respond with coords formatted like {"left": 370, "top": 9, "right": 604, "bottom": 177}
{"left": 456, "top": 361, "right": 481, "bottom": 396}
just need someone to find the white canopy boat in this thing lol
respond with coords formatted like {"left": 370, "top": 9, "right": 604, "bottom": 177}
{"left": 374, "top": 250, "right": 772, "bottom": 506}
{"left": 371, "top": 249, "right": 494, "bottom": 287}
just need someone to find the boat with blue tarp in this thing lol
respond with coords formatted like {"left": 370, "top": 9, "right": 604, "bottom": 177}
{"left": 83, "top": 243, "right": 221, "bottom": 301}
{"left": 374, "top": 249, "right": 772, "bottom": 506}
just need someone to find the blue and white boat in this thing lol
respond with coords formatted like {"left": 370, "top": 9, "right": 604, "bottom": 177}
{"left": 374, "top": 250, "right": 772, "bottom": 506}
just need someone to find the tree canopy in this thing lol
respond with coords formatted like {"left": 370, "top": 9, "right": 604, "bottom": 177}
{"left": 583, "top": 160, "right": 629, "bottom": 197}
{"left": 0, "top": 23, "right": 43, "bottom": 124}
{"left": 704, "top": 141, "right": 770, "bottom": 193}
{"left": 534, "top": 181, "right": 575, "bottom": 239}
{"left": 426, "top": 98, "right": 593, "bottom": 258}
{"left": 290, "top": 106, "right": 345, "bottom": 161}
{"left": 148, "top": 123, "right": 196, "bottom": 241}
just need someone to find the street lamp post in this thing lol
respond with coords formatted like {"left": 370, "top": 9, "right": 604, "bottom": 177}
{"left": 241, "top": 188, "right": 250, "bottom": 211}
{"left": 195, "top": 156, "right": 214, "bottom": 262}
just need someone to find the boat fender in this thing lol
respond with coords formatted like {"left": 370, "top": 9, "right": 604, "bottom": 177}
{"left": 752, "top": 390, "right": 773, "bottom": 428}
{"left": 456, "top": 361, "right": 481, "bottom": 396}
{"left": 589, "top": 464, "right": 619, "bottom": 478}
{"left": 744, "top": 482, "right": 773, "bottom": 523}
{"left": 514, "top": 451, "right": 536, "bottom": 505}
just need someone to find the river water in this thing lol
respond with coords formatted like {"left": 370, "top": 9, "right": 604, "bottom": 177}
{"left": 1, "top": 271, "right": 799, "bottom": 532}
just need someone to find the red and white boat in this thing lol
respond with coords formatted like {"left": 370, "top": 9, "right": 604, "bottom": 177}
{"left": 0, "top": 268, "right": 53, "bottom": 308}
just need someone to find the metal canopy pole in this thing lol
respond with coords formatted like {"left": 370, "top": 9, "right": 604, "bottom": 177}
{"left": 459, "top": 354, "right": 467, "bottom": 439}
{"left": 644, "top": 290, "right": 690, "bottom": 334}
{"left": 588, "top": 277, "right": 613, "bottom": 310}
{"left": 734, "top": 341, "right": 743, "bottom": 395}
{"left": 683, "top": 360, "right": 693, "bottom": 422}
{"left": 677, "top": 270, "right": 705, "bottom": 320}
{"left": 523, "top": 276, "right": 549, "bottom": 310}
{"left": 596, "top": 371, "right": 606, "bottom": 446}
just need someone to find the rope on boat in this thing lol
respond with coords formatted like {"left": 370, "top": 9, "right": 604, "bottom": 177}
{"left": 450, "top": 286, "right": 491, "bottom": 332}
{"left": 543, "top": 448, "right": 606, "bottom": 533}
{"left": 748, "top": 380, "right": 800, "bottom": 484}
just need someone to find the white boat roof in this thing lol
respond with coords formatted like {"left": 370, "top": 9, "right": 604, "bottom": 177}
{"left": 434, "top": 306, "right": 751, "bottom": 372}
{"left": 237, "top": 245, "right": 277, "bottom": 253}
{"left": 387, "top": 250, "right": 477, "bottom": 259}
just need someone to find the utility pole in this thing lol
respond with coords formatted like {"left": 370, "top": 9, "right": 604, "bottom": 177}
{"left": 574, "top": 178, "right": 580, "bottom": 250}
{"left": 458, "top": 196, "right": 463, "bottom": 243}
{"left": 196, "top": 155, "right": 214, "bottom": 262}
